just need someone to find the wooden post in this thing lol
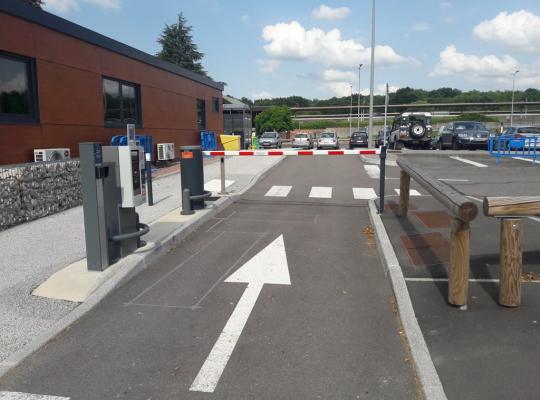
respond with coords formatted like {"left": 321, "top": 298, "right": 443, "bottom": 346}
{"left": 449, "top": 218, "right": 470, "bottom": 306}
{"left": 499, "top": 218, "right": 523, "bottom": 307}
{"left": 399, "top": 170, "right": 410, "bottom": 217}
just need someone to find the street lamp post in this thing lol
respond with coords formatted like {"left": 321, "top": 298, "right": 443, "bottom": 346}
{"left": 349, "top": 84, "right": 353, "bottom": 136}
{"left": 368, "top": 0, "right": 376, "bottom": 148}
{"left": 358, "top": 64, "right": 363, "bottom": 130}
{"left": 510, "top": 70, "right": 519, "bottom": 126}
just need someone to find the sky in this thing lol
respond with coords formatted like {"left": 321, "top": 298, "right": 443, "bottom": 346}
{"left": 41, "top": 0, "right": 540, "bottom": 100}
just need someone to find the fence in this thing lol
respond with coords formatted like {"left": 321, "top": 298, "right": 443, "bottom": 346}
{"left": 489, "top": 135, "right": 539, "bottom": 164}
{"left": 0, "top": 160, "right": 82, "bottom": 231}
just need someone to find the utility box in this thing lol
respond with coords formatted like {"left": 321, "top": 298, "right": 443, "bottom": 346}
{"left": 180, "top": 145, "right": 206, "bottom": 210}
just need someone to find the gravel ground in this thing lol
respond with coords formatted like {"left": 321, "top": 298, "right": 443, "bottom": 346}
{"left": 0, "top": 156, "right": 282, "bottom": 362}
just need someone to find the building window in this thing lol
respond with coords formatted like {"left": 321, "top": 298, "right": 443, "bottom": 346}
{"left": 103, "top": 77, "right": 141, "bottom": 127}
{"left": 197, "top": 99, "right": 206, "bottom": 130}
{"left": 212, "top": 97, "right": 220, "bottom": 113}
{"left": 0, "top": 51, "right": 39, "bottom": 123}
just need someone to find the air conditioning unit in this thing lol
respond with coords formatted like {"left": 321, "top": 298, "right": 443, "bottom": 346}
{"left": 34, "top": 148, "right": 71, "bottom": 162}
{"left": 157, "top": 143, "right": 175, "bottom": 161}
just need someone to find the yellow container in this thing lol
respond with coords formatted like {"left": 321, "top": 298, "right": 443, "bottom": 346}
{"left": 220, "top": 134, "right": 240, "bottom": 151}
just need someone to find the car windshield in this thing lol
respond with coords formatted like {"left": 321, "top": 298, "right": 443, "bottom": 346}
{"left": 455, "top": 122, "right": 484, "bottom": 130}
{"left": 352, "top": 132, "right": 367, "bottom": 138}
{"left": 261, "top": 132, "right": 277, "bottom": 138}
{"left": 295, "top": 134, "right": 307, "bottom": 138}
{"left": 517, "top": 127, "right": 540, "bottom": 134}
{"left": 321, "top": 133, "right": 335, "bottom": 138}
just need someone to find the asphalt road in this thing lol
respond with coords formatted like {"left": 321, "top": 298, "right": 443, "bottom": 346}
{"left": 0, "top": 156, "right": 418, "bottom": 399}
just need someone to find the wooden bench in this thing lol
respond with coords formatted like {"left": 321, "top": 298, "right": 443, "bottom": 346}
{"left": 483, "top": 196, "right": 540, "bottom": 307}
{"left": 397, "top": 158, "right": 479, "bottom": 307}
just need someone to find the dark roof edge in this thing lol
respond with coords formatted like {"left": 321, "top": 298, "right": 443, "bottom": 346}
{"left": 1, "top": 0, "right": 224, "bottom": 91}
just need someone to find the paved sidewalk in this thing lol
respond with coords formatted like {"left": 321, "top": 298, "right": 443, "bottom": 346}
{"left": 0, "top": 156, "right": 282, "bottom": 364}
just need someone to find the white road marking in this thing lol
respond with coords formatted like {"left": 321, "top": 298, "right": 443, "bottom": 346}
{"left": 449, "top": 156, "right": 488, "bottom": 168}
{"left": 0, "top": 393, "right": 69, "bottom": 400}
{"left": 309, "top": 186, "right": 332, "bottom": 199}
{"left": 364, "top": 165, "right": 380, "bottom": 179}
{"left": 190, "top": 235, "right": 291, "bottom": 393}
{"left": 437, "top": 178, "right": 469, "bottom": 182}
{"left": 466, "top": 195, "right": 482, "bottom": 203}
{"left": 264, "top": 185, "right": 292, "bottom": 197}
{"left": 204, "top": 179, "right": 235, "bottom": 192}
{"left": 530, "top": 217, "right": 540, "bottom": 223}
{"left": 394, "top": 189, "right": 421, "bottom": 196}
{"left": 352, "top": 188, "right": 377, "bottom": 200}
{"left": 512, "top": 157, "right": 536, "bottom": 164}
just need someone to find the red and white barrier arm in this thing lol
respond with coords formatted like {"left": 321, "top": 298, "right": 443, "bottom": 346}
{"left": 203, "top": 149, "right": 380, "bottom": 156}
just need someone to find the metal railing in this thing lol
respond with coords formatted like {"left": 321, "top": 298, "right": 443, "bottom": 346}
{"left": 488, "top": 135, "right": 539, "bottom": 164}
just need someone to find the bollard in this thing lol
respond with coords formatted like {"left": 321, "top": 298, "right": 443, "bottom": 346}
{"left": 145, "top": 153, "right": 154, "bottom": 206}
{"left": 379, "top": 145, "right": 387, "bottom": 213}
{"left": 398, "top": 170, "right": 410, "bottom": 217}
{"left": 499, "top": 218, "right": 523, "bottom": 307}
{"left": 449, "top": 218, "right": 470, "bottom": 307}
{"left": 181, "top": 188, "right": 194, "bottom": 215}
{"left": 179, "top": 145, "right": 205, "bottom": 209}
{"left": 219, "top": 156, "right": 227, "bottom": 195}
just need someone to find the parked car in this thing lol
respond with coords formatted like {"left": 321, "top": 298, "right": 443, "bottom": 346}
{"left": 438, "top": 121, "right": 490, "bottom": 150}
{"left": 388, "top": 112, "right": 433, "bottom": 150}
{"left": 317, "top": 132, "right": 339, "bottom": 149}
{"left": 376, "top": 127, "right": 391, "bottom": 147}
{"left": 259, "top": 131, "right": 282, "bottom": 149}
{"left": 502, "top": 126, "right": 540, "bottom": 149}
{"left": 349, "top": 130, "right": 369, "bottom": 148}
{"left": 292, "top": 133, "right": 313, "bottom": 149}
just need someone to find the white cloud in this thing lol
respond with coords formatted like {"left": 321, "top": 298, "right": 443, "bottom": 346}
{"left": 473, "top": 10, "right": 540, "bottom": 53}
{"left": 440, "top": 1, "right": 452, "bottom": 9}
{"left": 240, "top": 14, "right": 249, "bottom": 22}
{"left": 411, "top": 22, "right": 430, "bottom": 32}
{"left": 319, "top": 81, "right": 353, "bottom": 97}
{"left": 430, "top": 45, "right": 518, "bottom": 77}
{"left": 322, "top": 69, "right": 355, "bottom": 82}
{"left": 252, "top": 91, "right": 273, "bottom": 100}
{"left": 256, "top": 59, "right": 281, "bottom": 74}
{"left": 312, "top": 5, "right": 350, "bottom": 20}
{"left": 262, "top": 21, "right": 409, "bottom": 68}
{"left": 44, "top": 0, "right": 120, "bottom": 13}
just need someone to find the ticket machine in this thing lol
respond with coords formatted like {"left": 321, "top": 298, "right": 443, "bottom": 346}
{"left": 79, "top": 132, "right": 149, "bottom": 271}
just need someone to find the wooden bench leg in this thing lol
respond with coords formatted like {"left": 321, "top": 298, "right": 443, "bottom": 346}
{"left": 449, "top": 218, "right": 470, "bottom": 306}
{"left": 499, "top": 218, "right": 523, "bottom": 307}
{"left": 398, "top": 170, "right": 410, "bottom": 217}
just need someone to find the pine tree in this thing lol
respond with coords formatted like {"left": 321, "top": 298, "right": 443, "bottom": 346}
{"left": 22, "top": 0, "right": 43, "bottom": 7}
{"left": 156, "top": 14, "right": 207, "bottom": 77}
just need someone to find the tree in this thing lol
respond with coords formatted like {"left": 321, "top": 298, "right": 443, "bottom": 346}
{"left": 255, "top": 106, "right": 293, "bottom": 135}
{"left": 156, "top": 13, "right": 207, "bottom": 76}
{"left": 21, "top": 0, "right": 43, "bottom": 6}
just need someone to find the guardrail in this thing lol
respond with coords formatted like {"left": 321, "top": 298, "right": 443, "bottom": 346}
{"left": 488, "top": 135, "right": 539, "bottom": 164}
{"left": 396, "top": 157, "right": 479, "bottom": 307}
{"left": 483, "top": 196, "right": 540, "bottom": 307}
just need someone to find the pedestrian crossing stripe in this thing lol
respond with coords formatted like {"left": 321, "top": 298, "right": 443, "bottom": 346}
{"left": 0, "top": 392, "right": 69, "bottom": 400}
{"left": 204, "top": 179, "right": 235, "bottom": 192}
{"left": 352, "top": 188, "right": 377, "bottom": 200}
{"left": 309, "top": 187, "right": 332, "bottom": 199}
{"left": 394, "top": 189, "right": 421, "bottom": 196}
{"left": 265, "top": 185, "right": 292, "bottom": 197}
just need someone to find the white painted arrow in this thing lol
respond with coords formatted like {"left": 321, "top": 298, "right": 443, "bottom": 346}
{"left": 189, "top": 235, "right": 291, "bottom": 393}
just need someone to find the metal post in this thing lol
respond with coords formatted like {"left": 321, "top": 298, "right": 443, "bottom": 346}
{"left": 145, "top": 154, "right": 153, "bottom": 206}
{"left": 510, "top": 70, "right": 519, "bottom": 126}
{"left": 383, "top": 83, "right": 389, "bottom": 147}
{"left": 379, "top": 145, "right": 387, "bottom": 213}
{"left": 181, "top": 188, "right": 194, "bottom": 215}
{"left": 349, "top": 84, "right": 353, "bottom": 136}
{"left": 219, "top": 156, "right": 227, "bottom": 195}
{"left": 368, "top": 0, "right": 376, "bottom": 148}
{"left": 358, "top": 64, "right": 362, "bottom": 131}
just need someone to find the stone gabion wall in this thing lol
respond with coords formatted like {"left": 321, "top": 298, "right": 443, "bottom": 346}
{"left": 0, "top": 160, "right": 82, "bottom": 231}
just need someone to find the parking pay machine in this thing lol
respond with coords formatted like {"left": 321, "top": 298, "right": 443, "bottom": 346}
{"left": 79, "top": 126, "right": 149, "bottom": 271}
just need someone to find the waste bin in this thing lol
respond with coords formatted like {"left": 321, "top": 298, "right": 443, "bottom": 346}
{"left": 220, "top": 134, "right": 241, "bottom": 150}
{"left": 179, "top": 145, "right": 206, "bottom": 210}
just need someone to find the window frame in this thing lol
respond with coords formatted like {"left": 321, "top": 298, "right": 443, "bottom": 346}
{"left": 211, "top": 97, "right": 220, "bottom": 113}
{"left": 0, "top": 50, "right": 39, "bottom": 124}
{"left": 102, "top": 76, "right": 142, "bottom": 128}
{"left": 197, "top": 98, "right": 206, "bottom": 130}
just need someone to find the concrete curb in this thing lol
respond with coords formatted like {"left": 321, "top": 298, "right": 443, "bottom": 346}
{"left": 0, "top": 156, "right": 284, "bottom": 379}
{"left": 368, "top": 200, "right": 447, "bottom": 400}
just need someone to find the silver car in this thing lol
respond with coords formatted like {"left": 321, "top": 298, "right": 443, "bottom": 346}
{"left": 292, "top": 133, "right": 313, "bottom": 149}
{"left": 259, "top": 131, "right": 282, "bottom": 149}
{"left": 317, "top": 132, "right": 339, "bottom": 149}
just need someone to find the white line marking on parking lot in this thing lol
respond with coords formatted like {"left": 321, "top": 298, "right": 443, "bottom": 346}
{"left": 405, "top": 277, "right": 540, "bottom": 283}
{"left": 0, "top": 392, "right": 69, "bottom": 400}
{"left": 512, "top": 157, "right": 536, "bottom": 164}
{"left": 364, "top": 165, "right": 380, "bottom": 179}
{"left": 309, "top": 186, "right": 332, "bottom": 199}
{"left": 438, "top": 178, "right": 470, "bottom": 182}
{"left": 394, "top": 189, "right": 421, "bottom": 196}
{"left": 190, "top": 235, "right": 290, "bottom": 393}
{"left": 265, "top": 185, "right": 292, "bottom": 197}
{"left": 204, "top": 179, "right": 235, "bottom": 192}
{"left": 449, "top": 156, "right": 488, "bottom": 168}
{"left": 352, "top": 188, "right": 377, "bottom": 200}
